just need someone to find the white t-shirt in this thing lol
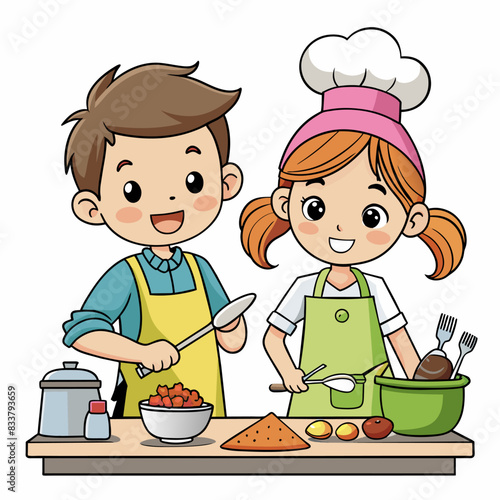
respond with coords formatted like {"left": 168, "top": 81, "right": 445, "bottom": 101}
{"left": 268, "top": 272, "right": 406, "bottom": 336}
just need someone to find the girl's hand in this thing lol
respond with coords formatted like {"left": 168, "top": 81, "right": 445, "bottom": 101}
{"left": 282, "top": 368, "right": 308, "bottom": 393}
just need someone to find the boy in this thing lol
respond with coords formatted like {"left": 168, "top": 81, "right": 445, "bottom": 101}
{"left": 62, "top": 63, "right": 246, "bottom": 417}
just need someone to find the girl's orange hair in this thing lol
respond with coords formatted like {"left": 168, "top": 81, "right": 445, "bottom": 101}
{"left": 240, "top": 131, "right": 466, "bottom": 279}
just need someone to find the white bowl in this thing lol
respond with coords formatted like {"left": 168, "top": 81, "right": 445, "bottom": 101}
{"left": 139, "top": 401, "right": 213, "bottom": 444}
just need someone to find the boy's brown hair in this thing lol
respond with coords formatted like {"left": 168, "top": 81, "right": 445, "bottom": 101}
{"left": 64, "top": 63, "right": 241, "bottom": 196}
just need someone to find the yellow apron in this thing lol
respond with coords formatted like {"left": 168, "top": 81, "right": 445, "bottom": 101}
{"left": 119, "top": 253, "right": 225, "bottom": 417}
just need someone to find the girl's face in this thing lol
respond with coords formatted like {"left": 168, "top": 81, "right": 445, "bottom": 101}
{"left": 284, "top": 149, "right": 409, "bottom": 266}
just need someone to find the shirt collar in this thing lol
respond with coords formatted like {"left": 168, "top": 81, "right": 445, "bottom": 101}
{"left": 142, "top": 247, "right": 183, "bottom": 273}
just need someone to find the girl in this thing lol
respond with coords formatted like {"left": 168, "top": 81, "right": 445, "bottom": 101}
{"left": 240, "top": 29, "right": 466, "bottom": 417}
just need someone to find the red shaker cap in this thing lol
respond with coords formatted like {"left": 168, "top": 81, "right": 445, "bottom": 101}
{"left": 89, "top": 400, "right": 106, "bottom": 414}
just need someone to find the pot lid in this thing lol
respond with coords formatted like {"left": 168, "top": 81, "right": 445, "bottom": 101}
{"left": 41, "top": 361, "right": 99, "bottom": 382}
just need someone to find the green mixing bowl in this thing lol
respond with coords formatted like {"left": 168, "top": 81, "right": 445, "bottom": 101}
{"left": 374, "top": 375, "right": 470, "bottom": 436}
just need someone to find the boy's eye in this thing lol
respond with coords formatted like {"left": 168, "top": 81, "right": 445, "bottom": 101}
{"left": 302, "top": 196, "right": 325, "bottom": 221}
{"left": 362, "top": 204, "right": 388, "bottom": 229}
{"left": 186, "top": 171, "right": 204, "bottom": 194}
{"left": 123, "top": 181, "right": 142, "bottom": 203}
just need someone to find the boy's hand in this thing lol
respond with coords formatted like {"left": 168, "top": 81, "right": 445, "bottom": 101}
{"left": 140, "top": 340, "right": 180, "bottom": 372}
{"left": 282, "top": 368, "right": 308, "bottom": 393}
{"left": 217, "top": 316, "right": 240, "bottom": 332}
{"left": 216, "top": 316, "right": 246, "bottom": 352}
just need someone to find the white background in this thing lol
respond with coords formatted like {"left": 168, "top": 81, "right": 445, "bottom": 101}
{"left": 2, "top": 0, "right": 499, "bottom": 498}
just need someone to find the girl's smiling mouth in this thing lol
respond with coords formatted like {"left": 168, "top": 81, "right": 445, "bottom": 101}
{"left": 329, "top": 237, "right": 355, "bottom": 253}
{"left": 151, "top": 210, "right": 184, "bottom": 234}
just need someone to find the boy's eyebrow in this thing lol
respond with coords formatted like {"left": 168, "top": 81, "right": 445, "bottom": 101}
{"left": 186, "top": 145, "right": 201, "bottom": 154}
{"left": 116, "top": 159, "right": 133, "bottom": 172}
{"left": 305, "top": 178, "right": 325, "bottom": 186}
{"left": 368, "top": 183, "right": 387, "bottom": 195}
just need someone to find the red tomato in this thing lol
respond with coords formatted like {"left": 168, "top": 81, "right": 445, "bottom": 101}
{"left": 362, "top": 417, "right": 393, "bottom": 439}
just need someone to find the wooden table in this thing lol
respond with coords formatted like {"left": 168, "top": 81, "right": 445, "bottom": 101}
{"left": 26, "top": 417, "right": 474, "bottom": 475}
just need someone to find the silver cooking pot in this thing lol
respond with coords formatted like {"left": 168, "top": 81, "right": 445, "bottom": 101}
{"left": 39, "top": 361, "right": 102, "bottom": 437}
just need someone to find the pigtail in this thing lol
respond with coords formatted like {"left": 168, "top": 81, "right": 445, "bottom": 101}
{"left": 419, "top": 208, "right": 466, "bottom": 280}
{"left": 240, "top": 194, "right": 290, "bottom": 269}
{"left": 375, "top": 140, "right": 466, "bottom": 280}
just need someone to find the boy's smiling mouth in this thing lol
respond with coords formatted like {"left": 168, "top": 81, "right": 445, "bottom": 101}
{"left": 151, "top": 210, "right": 184, "bottom": 234}
{"left": 329, "top": 237, "right": 355, "bottom": 253}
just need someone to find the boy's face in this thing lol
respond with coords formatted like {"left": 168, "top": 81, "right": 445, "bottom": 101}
{"left": 74, "top": 127, "right": 242, "bottom": 246}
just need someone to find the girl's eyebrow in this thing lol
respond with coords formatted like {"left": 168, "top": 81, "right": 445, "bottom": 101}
{"left": 186, "top": 145, "right": 201, "bottom": 154}
{"left": 116, "top": 159, "right": 133, "bottom": 172}
{"left": 305, "top": 178, "right": 325, "bottom": 186}
{"left": 368, "top": 183, "right": 387, "bottom": 195}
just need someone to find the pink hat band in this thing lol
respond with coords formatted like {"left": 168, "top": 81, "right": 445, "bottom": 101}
{"left": 279, "top": 86, "right": 424, "bottom": 178}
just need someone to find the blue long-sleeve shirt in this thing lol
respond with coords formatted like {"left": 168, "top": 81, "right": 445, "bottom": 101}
{"left": 63, "top": 247, "right": 229, "bottom": 346}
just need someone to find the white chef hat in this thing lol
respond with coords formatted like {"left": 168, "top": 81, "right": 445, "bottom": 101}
{"left": 280, "top": 28, "right": 430, "bottom": 178}
{"left": 300, "top": 27, "right": 430, "bottom": 111}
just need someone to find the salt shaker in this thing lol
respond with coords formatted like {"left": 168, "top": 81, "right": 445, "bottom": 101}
{"left": 84, "top": 400, "right": 110, "bottom": 440}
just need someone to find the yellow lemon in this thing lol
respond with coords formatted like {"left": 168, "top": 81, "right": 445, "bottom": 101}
{"left": 305, "top": 420, "right": 333, "bottom": 440}
{"left": 335, "top": 422, "right": 359, "bottom": 441}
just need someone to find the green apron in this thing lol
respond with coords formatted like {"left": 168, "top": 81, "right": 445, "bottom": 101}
{"left": 288, "top": 267, "right": 391, "bottom": 417}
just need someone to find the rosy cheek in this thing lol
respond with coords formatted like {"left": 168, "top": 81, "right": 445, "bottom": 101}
{"left": 298, "top": 222, "right": 319, "bottom": 235}
{"left": 115, "top": 207, "right": 142, "bottom": 223}
{"left": 366, "top": 230, "right": 391, "bottom": 245}
{"left": 193, "top": 195, "right": 218, "bottom": 212}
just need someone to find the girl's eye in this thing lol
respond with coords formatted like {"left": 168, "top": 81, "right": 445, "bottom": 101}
{"left": 123, "top": 181, "right": 142, "bottom": 203}
{"left": 302, "top": 196, "right": 325, "bottom": 221}
{"left": 186, "top": 171, "right": 204, "bottom": 194}
{"left": 362, "top": 205, "right": 389, "bottom": 229}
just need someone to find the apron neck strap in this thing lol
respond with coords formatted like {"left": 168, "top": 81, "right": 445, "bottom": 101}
{"left": 351, "top": 268, "right": 371, "bottom": 298}
{"left": 313, "top": 267, "right": 371, "bottom": 298}
{"left": 313, "top": 268, "right": 330, "bottom": 297}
